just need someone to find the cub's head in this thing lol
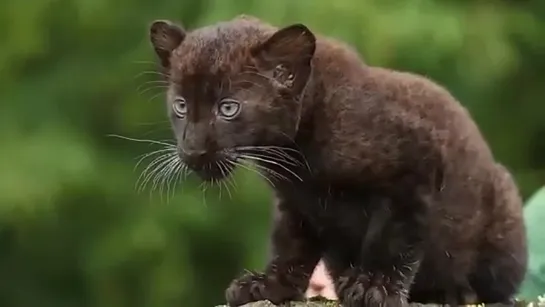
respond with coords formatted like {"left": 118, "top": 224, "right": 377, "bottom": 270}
{"left": 148, "top": 16, "right": 316, "bottom": 181}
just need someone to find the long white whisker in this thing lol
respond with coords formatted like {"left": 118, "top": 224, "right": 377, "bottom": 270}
{"left": 136, "top": 153, "right": 176, "bottom": 192}
{"left": 147, "top": 91, "right": 166, "bottom": 103}
{"left": 141, "top": 154, "right": 177, "bottom": 193}
{"left": 153, "top": 155, "right": 179, "bottom": 196}
{"left": 211, "top": 167, "right": 221, "bottom": 201}
{"left": 222, "top": 155, "right": 240, "bottom": 193}
{"left": 148, "top": 158, "right": 174, "bottom": 201}
{"left": 138, "top": 85, "right": 169, "bottom": 97}
{"left": 200, "top": 180, "right": 208, "bottom": 207}
{"left": 238, "top": 150, "right": 302, "bottom": 168}
{"left": 276, "top": 132, "right": 313, "bottom": 171}
{"left": 167, "top": 161, "right": 184, "bottom": 200}
{"left": 139, "top": 152, "right": 175, "bottom": 181}
{"left": 238, "top": 154, "right": 303, "bottom": 182}
{"left": 133, "top": 70, "right": 168, "bottom": 80}
{"left": 248, "top": 160, "right": 291, "bottom": 183}
{"left": 180, "top": 164, "right": 190, "bottom": 182}
{"left": 224, "top": 160, "right": 238, "bottom": 192}
{"left": 234, "top": 145, "right": 311, "bottom": 171}
{"left": 166, "top": 159, "right": 183, "bottom": 202}
{"left": 235, "top": 145, "right": 300, "bottom": 154}
{"left": 265, "top": 148, "right": 307, "bottom": 169}
{"left": 158, "top": 157, "right": 180, "bottom": 201}
{"left": 134, "top": 147, "right": 177, "bottom": 171}
{"left": 107, "top": 134, "right": 175, "bottom": 147}
{"left": 136, "top": 80, "right": 169, "bottom": 93}
{"left": 145, "top": 155, "right": 174, "bottom": 193}
{"left": 218, "top": 161, "right": 233, "bottom": 199}
{"left": 228, "top": 159, "right": 276, "bottom": 188}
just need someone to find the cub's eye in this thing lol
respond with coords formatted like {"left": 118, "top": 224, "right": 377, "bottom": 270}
{"left": 172, "top": 97, "right": 187, "bottom": 117}
{"left": 218, "top": 98, "right": 241, "bottom": 119}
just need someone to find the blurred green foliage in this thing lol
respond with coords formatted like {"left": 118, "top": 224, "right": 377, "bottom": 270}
{"left": 0, "top": 0, "right": 544, "bottom": 306}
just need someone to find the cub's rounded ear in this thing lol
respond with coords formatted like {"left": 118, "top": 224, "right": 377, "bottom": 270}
{"left": 149, "top": 20, "right": 186, "bottom": 69}
{"left": 253, "top": 23, "right": 316, "bottom": 65}
{"left": 252, "top": 24, "right": 316, "bottom": 95}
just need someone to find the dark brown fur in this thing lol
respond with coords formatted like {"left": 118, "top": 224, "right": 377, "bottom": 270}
{"left": 148, "top": 16, "right": 528, "bottom": 307}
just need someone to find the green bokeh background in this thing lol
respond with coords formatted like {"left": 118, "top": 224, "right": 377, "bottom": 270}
{"left": 1, "top": 1, "right": 544, "bottom": 306}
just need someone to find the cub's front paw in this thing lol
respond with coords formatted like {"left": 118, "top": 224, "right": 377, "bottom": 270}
{"left": 225, "top": 271, "right": 304, "bottom": 306}
{"left": 337, "top": 270, "right": 409, "bottom": 307}
{"left": 342, "top": 284, "right": 408, "bottom": 307}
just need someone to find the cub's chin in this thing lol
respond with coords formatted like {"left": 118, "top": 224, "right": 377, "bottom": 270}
{"left": 189, "top": 159, "right": 236, "bottom": 182}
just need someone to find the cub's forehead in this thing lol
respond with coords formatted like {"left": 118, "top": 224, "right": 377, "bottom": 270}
{"left": 170, "top": 21, "right": 271, "bottom": 80}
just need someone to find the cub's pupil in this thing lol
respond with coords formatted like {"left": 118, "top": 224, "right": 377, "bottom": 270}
{"left": 222, "top": 103, "right": 235, "bottom": 114}
{"left": 178, "top": 101, "right": 185, "bottom": 109}
{"left": 219, "top": 101, "right": 240, "bottom": 118}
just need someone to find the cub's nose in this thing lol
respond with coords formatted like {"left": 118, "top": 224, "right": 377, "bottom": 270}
{"left": 180, "top": 149, "right": 208, "bottom": 169}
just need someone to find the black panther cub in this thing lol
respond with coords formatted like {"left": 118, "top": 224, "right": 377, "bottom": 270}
{"left": 147, "top": 15, "right": 527, "bottom": 307}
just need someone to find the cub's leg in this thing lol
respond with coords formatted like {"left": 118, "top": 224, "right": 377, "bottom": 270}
{"left": 325, "top": 193, "right": 428, "bottom": 307}
{"left": 225, "top": 197, "right": 321, "bottom": 306}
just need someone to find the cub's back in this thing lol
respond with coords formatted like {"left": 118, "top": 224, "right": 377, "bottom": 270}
{"left": 308, "top": 59, "right": 495, "bottom": 186}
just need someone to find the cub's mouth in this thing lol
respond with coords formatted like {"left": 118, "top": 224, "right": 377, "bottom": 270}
{"left": 179, "top": 145, "right": 305, "bottom": 184}
{"left": 191, "top": 160, "right": 236, "bottom": 181}
{"left": 180, "top": 150, "right": 236, "bottom": 182}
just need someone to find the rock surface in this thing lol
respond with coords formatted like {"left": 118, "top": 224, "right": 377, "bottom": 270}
{"left": 215, "top": 297, "right": 538, "bottom": 307}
